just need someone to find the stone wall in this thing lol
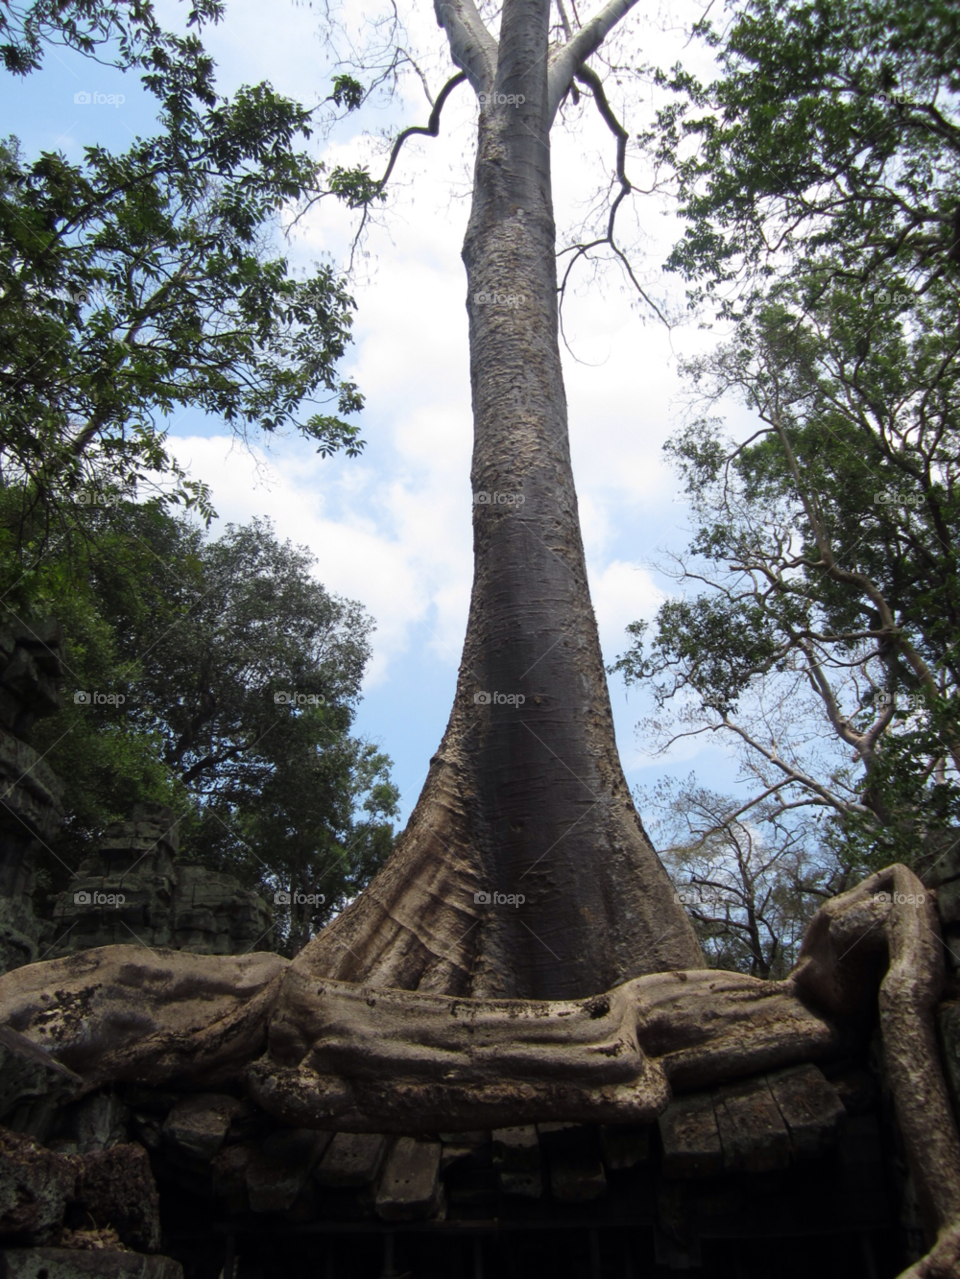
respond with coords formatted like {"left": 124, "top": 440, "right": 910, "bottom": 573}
{"left": 46, "top": 803, "right": 274, "bottom": 957}
{"left": 0, "top": 619, "right": 64, "bottom": 975}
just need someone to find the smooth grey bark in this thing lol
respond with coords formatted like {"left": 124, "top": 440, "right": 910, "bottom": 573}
{"left": 301, "top": 0, "right": 702, "bottom": 999}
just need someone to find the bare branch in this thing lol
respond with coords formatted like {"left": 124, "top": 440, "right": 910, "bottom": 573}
{"left": 434, "top": 0, "right": 497, "bottom": 97}
{"left": 546, "top": 0, "right": 640, "bottom": 125}
{"left": 376, "top": 72, "right": 469, "bottom": 191}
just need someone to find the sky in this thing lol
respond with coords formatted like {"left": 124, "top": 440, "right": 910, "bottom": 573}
{"left": 1, "top": 0, "right": 759, "bottom": 829}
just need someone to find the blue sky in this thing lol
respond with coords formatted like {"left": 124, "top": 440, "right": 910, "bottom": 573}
{"left": 1, "top": 0, "right": 755, "bottom": 829}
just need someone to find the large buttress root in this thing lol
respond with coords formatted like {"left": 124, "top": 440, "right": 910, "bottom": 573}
{"left": 1, "top": 864, "right": 957, "bottom": 1273}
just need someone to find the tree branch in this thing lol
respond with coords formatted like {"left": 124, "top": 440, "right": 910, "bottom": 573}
{"left": 546, "top": 0, "right": 639, "bottom": 125}
{"left": 376, "top": 72, "right": 468, "bottom": 192}
{"left": 434, "top": 0, "right": 497, "bottom": 97}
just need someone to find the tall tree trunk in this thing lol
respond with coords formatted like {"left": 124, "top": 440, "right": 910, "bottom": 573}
{"left": 301, "top": 0, "right": 702, "bottom": 999}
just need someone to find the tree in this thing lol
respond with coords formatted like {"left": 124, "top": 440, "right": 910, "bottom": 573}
{"left": 0, "top": 0, "right": 364, "bottom": 604}
{"left": 294, "top": 0, "right": 704, "bottom": 1002}
{"left": 654, "top": 0, "right": 960, "bottom": 311}
{"left": 27, "top": 504, "right": 398, "bottom": 945}
{"left": 640, "top": 775, "right": 847, "bottom": 979}
{"left": 614, "top": 0, "right": 960, "bottom": 947}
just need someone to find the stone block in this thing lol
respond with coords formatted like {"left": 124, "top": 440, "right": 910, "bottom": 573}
{"left": 715, "top": 1078, "right": 791, "bottom": 1173}
{"left": 0, "top": 1128, "right": 78, "bottom": 1240}
{"left": 599, "top": 1123, "right": 650, "bottom": 1170}
{"left": 0, "top": 1249, "right": 183, "bottom": 1278}
{"left": 658, "top": 1092, "right": 723, "bottom": 1180}
{"left": 491, "top": 1125, "right": 539, "bottom": 1173}
{"left": 212, "top": 1142, "right": 255, "bottom": 1214}
{"left": 315, "top": 1132, "right": 387, "bottom": 1188}
{"left": 548, "top": 1156, "right": 607, "bottom": 1202}
{"left": 162, "top": 1093, "right": 241, "bottom": 1163}
{"left": 74, "top": 1143, "right": 161, "bottom": 1252}
{"left": 766, "top": 1064, "right": 846, "bottom": 1159}
{"left": 246, "top": 1129, "right": 331, "bottom": 1213}
{"left": 374, "top": 1137, "right": 442, "bottom": 1222}
{"left": 0, "top": 1025, "right": 81, "bottom": 1122}
{"left": 497, "top": 1168, "right": 542, "bottom": 1198}
{"left": 63, "top": 1092, "right": 130, "bottom": 1154}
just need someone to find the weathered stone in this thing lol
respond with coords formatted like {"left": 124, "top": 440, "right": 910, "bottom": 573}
{"left": 212, "top": 1142, "right": 255, "bottom": 1214}
{"left": 497, "top": 1168, "right": 542, "bottom": 1198}
{"left": 491, "top": 1125, "right": 539, "bottom": 1172}
{"left": 161, "top": 1093, "right": 241, "bottom": 1162}
{"left": 63, "top": 1092, "right": 130, "bottom": 1154}
{"left": 766, "top": 1063, "right": 846, "bottom": 1158}
{"left": 74, "top": 1143, "right": 161, "bottom": 1252}
{"left": 536, "top": 1121, "right": 596, "bottom": 1158}
{"left": 715, "top": 1078, "right": 791, "bottom": 1173}
{"left": 548, "top": 1156, "right": 606, "bottom": 1202}
{"left": 658, "top": 1093, "right": 723, "bottom": 1180}
{"left": 0, "top": 1026, "right": 81, "bottom": 1122}
{"left": 0, "top": 1127, "right": 78, "bottom": 1240}
{"left": 374, "top": 1137, "right": 441, "bottom": 1222}
{"left": 44, "top": 808, "right": 271, "bottom": 961}
{"left": 315, "top": 1131, "right": 387, "bottom": 1187}
{"left": 246, "top": 1128, "right": 331, "bottom": 1213}
{"left": 598, "top": 1123, "right": 650, "bottom": 1170}
{"left": 826, "top": 1065, "right": 879, "bottom": 1116}
{"left": 0, "top": 1249, "right": 183, "bottom": 1278}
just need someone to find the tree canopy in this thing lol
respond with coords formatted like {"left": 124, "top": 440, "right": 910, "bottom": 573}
{"left": 616, "top": 0, "right": 960, "bottom": 972}
{"left": 0, "top": 0, "right": 365, "bottom": 606}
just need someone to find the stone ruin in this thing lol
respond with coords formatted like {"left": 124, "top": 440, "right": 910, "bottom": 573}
{"left": 45, "top": 804, "right": 274, "bottom": 960}
{"left": 0, "top": 616, "right": 274, "bottom": 975}
{"left": 0, "top": 619, "right": 64, "bottom": 975}
{"left": 2, "top": 616, "right": 960, "bottom": 1279}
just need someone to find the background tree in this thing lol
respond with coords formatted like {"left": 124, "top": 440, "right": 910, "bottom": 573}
{"left": 26, "top": 503, "right": 397, "bottom": 952}
{"left": 640, "top": 775, "right": 846, "bottom": 978}
{"left": 0, "top": 0, "right": 365, "bottom": 609}
{"left": 616, "top": 0, "right": 960, "bottom": 938}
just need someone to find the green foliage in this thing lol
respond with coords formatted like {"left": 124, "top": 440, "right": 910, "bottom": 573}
{"left": 0, "top": 0, "right": 223, "bottom": 77}
{"left": 328, "top": 165, "right": 384, "bottom": 209}
{"left": 27, "top": 502, "right": 397, "bottom": 952}
{"left": 654, "top": 0, "right": 960, "bottom": 309}
{"left": 622, "top": 0, "right": 960, "bottom": 889}
{"left": 330, "top": 74, "right": 364, "bottom": 111}
{"left": 0, "top": 0, "right": 365, "bottom": 605}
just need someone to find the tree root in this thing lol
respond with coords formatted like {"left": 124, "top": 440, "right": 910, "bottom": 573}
{"left": 1, "top": 863, "right": 957, "bottom": 1272}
